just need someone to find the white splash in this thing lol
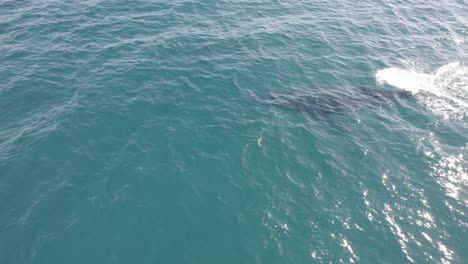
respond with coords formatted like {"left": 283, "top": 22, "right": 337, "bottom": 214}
{"left": 376, "top": 68, "right": 434, "bottom": 94}
{"left": 376, "top": 62, "right": 468, "bottom": 120}
{"left": 451, "top": 34, "right": 464, "bottom": 46}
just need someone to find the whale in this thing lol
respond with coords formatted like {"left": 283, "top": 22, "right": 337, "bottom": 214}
{"left": 262, "top": 87, "right": 412, "bottom": 118}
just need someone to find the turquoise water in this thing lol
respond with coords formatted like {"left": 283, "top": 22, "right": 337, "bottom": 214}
{"left": 1, "top": 0, "right": 467, "bottom": 263}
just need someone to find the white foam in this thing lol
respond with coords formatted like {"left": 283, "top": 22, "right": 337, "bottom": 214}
{"left": 451, "top": 34, "right": 464, "bottom": 46}
{"left": 376, "top": 62, "right": 468, "bottom": 120}
{"left": 376, "top": 68, "right": 434, "bottom": 94}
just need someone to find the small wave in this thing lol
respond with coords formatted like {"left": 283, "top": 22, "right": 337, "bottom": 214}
{"left": 432, "top": 144, "right": 468, "bottom": 206}
{"left": 376, "top": 62, "right": 468, "bottom": 120}
{"left": 0, "top": 92, "right": 80, "bottom": 162}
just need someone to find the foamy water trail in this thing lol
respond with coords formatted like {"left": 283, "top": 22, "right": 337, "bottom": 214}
{"left": 376, "top": 62, "right": 468, "bottom": 120}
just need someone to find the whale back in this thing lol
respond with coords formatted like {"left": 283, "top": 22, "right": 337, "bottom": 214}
{"left": 263, "top": 87, "right": 412, "bottom": 117}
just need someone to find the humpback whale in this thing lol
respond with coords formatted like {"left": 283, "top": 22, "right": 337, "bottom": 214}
{"left": 262, "top": 87, "right": 412, "bottom": 118}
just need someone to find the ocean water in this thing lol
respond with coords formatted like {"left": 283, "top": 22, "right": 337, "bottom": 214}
{"left": 0, "top": 0, "right": 467, "bottom": 263}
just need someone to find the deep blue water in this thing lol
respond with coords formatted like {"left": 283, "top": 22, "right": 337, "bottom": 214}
{"left": 1, "top": 0, "right": 467, "bottom": 263}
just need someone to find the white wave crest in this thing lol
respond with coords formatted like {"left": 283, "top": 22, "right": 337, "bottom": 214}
{"left": 376, "top": 62, "right": 468, "bottom": 120}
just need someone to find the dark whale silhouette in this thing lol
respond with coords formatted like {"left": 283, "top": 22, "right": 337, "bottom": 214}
{"left": 262, "top": 87, "right": 412, "bottom": 118}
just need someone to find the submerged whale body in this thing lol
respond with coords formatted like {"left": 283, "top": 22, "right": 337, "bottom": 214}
{"left": 264, "top": 87, "right": 412, "bottom": 117}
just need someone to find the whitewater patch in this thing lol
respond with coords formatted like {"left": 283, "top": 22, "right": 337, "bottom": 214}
{"left": 376, "top": 62, "right": 468, "bottom": 120}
